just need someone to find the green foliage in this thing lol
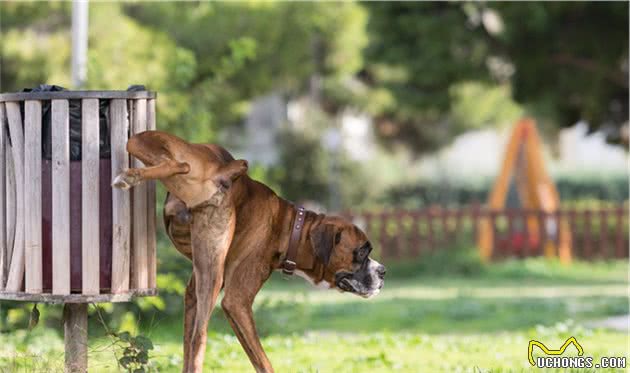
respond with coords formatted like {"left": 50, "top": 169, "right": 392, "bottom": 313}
{"left": 382, "top": 179, "right": 490, "bottom": 208}
{"left": 387, "top": 243, "right": 487, "bottom": 279}
{"left": 113, "top": 332, "right": 154, "bottom": 373}
{"left": 2, "top": 1, "right": 627, "bottom": 157}
{"left": 260, "top": 106, "right": 373, "bottom": 210}
{"left": 449, "top": 81, "right": 524, "bottom": 131}
{"left": 359, "top": 2, "right": 629, "bottom": 149}
{"left": 382, "top": 173, "right": 629, "bottom": 208}
{"left": 267, "top": 129, "right": 329, "bottom": 204}
{"left": 360, "top": 2, "right": 494, "bottom": 150}
{"left": 496, "top": 2, "right": 629, "bottom": 142}
{"left": 122, "top": 2, "right": 366, "bottom": 141}
{"left": 387, "top": 251, "right": 628, "bottom": 285}
{"left": 555, "top": 173, "right": 630, "bottom": 203}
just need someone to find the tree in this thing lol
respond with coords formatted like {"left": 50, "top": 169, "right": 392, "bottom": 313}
{"left": 0, "top": 2, "right": 206, "bottom": 139}
{"left": 497, "top": 2, "right": 628, "bottom": 143}
{"left": 122, "top": 2, "right": 366, "bottom": 139}
{"left": 360, "top": 2, "right": 628, "bottom": 151}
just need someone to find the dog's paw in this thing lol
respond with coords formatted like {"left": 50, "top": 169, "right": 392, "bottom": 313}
{"left": 112, "top": 172, "right": 139, "bottom": 190}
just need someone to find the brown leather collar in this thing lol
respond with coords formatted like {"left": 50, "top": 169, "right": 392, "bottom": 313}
{"left": 282, "top": 206, "right": 305, "bottom": 275}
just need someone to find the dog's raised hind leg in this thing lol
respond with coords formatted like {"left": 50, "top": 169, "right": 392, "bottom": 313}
{"left": 112, "top": 160, "right": 190, "bottom": 190}
{"left": 186, "top": 204, "right": 235, "bottom": 373}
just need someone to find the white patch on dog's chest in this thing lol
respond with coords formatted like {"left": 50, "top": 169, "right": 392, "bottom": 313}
{"left": 294, "top": 270, "right": 331, "bottom": 289}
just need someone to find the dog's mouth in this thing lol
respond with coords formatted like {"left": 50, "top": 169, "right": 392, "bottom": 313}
{"left": 336, "top": 275, "right": 355, "bottom": 292}
{"left": 335, "top": 273, "right": 383, "bottom": 298}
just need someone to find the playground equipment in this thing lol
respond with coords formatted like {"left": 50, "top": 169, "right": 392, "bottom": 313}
{"left": 478, "top": 118, "right": 572, "bottom": 263}
{"left": 0, "top": 90, "right": 157, "bottom": 372}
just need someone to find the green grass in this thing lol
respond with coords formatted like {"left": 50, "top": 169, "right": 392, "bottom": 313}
{"left": 1, "top": 258, "right": 628, "bottom": 372}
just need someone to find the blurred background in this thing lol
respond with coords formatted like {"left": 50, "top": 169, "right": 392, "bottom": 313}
{"left": 0, "top": 2, "right": 628, "bottom": 372}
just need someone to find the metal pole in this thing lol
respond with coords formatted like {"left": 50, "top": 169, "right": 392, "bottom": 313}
{"left": 67, "top": 3, "right": 89, "bottom": 371}
{"left": 71, "top": 0, "right": 89, "bottom": 89}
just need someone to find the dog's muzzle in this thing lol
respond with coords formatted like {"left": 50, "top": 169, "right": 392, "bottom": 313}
{"left": 335, "top": 259, "right": 385, "bottom": 298}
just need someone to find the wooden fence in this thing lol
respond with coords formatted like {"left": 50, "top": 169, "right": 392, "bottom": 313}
{"left": 347, "top": 206, "right": 629, "bottom": 261}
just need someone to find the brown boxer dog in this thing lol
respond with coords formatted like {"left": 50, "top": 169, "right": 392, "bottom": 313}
{"left": 113, "top": 131, "right": 386, "bottom": 373}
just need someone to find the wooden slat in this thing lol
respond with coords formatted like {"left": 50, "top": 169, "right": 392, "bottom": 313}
{"left": 489, "top": 210, "right": 498, "bottom": 257}
{"left": 615, "top": 207, "right": 625, "bottom": 258}
{"left": 440, "top": 209, "right": 449, "bottom": 247}
{"left": 567, "top": 208, "right": 582, "bottom": 258}
{"left": 52, "top": 100, "right": 71, "bottom": 295}
{"left": 24, "top": 101, "right": 43, "bottom": 293}
{"left": 523, "top": 210, "right": 533, "bottom": 257}
{"left": 0, "top": 104, "right": 6, "bottom": 289}
{"left": 81, "top": 99, "right": 100, "bottom": 295}
{"left": 453, "top": 209, "right": 463, "bottom": 240}
{"left": 411, "top": 212, "right": 420, "bottom": 258}
{"left": 537, "top": 211, "right": 547, "bottom": 256}
{"left": 110, "top": 99, "right": 131, "bottom": 293}
{"left": 599, "top": 209, "right": 608, "bottom": 258}
{"left": 583, "top": 210, "right": 592, "bottom": 258}
{"left": 128, "top": 100, "right": 135, "bottom": 286}
{"left": 506, "top": 210, "right": 515, "bottom": 256}
{"left": 146, "top": 99, "right": 157, "bottom": 289}
{"left": 5, "top": 102, "right": 25, "bottom": 292}
{"left": 4, "top": 141, "right": 15, "bottom": 289}
{"left": 393, "top": 213, "right": 402, "bottom": 259}
{"left": 132, "top": 99, "right": 148, "bottom": 289}
{"left": 552, "top": 209, "right": 562, "bottom": 254}
{"left": 471, "top": 204, "right": 481, "bottom": 244}
{"left": 403, "top": 212, "right": 411, "bottom": 257}
{"left": 427, "top": 210, "right": 435, "bottom": 252}
{"left": 378, "top": 212, "right": 388, "bottom": 260}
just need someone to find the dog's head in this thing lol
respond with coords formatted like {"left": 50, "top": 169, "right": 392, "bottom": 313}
{"left": 309, "top": 216, "right": 385, "bottom": 298}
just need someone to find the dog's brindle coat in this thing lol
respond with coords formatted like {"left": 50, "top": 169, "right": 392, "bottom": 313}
{"left": 113, "top": 131, "right": 386, "bottom": 373}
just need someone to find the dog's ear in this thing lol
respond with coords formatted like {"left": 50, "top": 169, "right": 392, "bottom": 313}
{"left": 212, "top": 159, "right": 248, "bottom": 192}
{"left": 309, "top": 223, "right": 338, "bottom": 266}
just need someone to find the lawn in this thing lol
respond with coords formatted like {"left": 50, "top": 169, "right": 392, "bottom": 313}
{"left": 0, "top": 258, "right": 628, "bottom": 372}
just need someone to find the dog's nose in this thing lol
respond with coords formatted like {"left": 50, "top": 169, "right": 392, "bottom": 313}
{"left": 376, "top": 265, "right": 386, "bottom": 279}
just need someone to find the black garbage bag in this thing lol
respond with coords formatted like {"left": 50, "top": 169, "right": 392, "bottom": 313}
{"left": 18, "top": 84, "right": 146, "bottom": 160}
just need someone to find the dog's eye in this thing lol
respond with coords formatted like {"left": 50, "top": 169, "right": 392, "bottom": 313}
{"left": 334, "top": 231, "right": 342, "bottom": 245}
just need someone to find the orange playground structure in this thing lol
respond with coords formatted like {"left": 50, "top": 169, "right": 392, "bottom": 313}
{"left": 478, "top": 118, "right": 572, "bottom": 263}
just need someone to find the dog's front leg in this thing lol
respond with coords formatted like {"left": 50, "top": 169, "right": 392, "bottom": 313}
{"left": 187, "top": 205, "right": 235, "bottom": 373}
{"left": 221, "top": 255, "right": 274, "bottom": 373}
{"left": 183, "top": 273, "right": 196, "bottom": 373}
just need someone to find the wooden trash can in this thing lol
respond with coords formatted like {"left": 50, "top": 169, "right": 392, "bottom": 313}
{"left": 0, "top": 90, "right": 158, "bottom": 372}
